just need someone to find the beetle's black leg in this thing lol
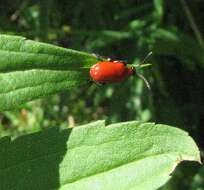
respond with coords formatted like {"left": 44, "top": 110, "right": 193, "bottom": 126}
{"left": 94, "top": 81, "right": 106, "bottom": 86}
{"left": 113, "top": 60, "right": 128, "bottom": 65}
{"left": 92, "top": 53, "right": 111, "bottom": 61}
{"left": 89, "top": 79, "right": 106, "bottom": 86}
{"left": 92, "top": 53, "right": 102, "bottom": 60}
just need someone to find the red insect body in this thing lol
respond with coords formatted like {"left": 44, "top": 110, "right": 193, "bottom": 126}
{"left": 90, "top": 61, "right": 135, "bottom": 84}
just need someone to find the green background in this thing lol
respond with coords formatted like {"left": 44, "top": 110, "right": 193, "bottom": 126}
{"left": 0, "top": 0, "right": 203, "bottom": 189}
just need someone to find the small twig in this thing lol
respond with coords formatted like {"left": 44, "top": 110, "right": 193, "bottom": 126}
{"left": 180, "top": 0, "right": 204, "bottom": 48}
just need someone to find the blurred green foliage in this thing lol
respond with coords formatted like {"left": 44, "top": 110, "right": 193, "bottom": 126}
{"left": 0, "top": 0, "right": 203, "bottom": 189}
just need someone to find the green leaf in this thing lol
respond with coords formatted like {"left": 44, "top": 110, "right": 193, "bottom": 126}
{"left": 0, "top": 121, "right": 200, "bottom": 190}
{"left": 0, "top": 70, "right": 87, "bottom": 111}
{"left": 0, "top": 35, "right": 97, "bottom": 71}
{"left": 0, "top": 35, "right": 98, "bottom": 111}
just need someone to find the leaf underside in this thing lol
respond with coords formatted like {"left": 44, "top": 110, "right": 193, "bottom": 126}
{"left": 0, "top": 120, "right": 200, "bottom": 190}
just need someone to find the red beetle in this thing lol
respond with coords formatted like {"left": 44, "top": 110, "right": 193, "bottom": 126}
{"left": 90, "top": 52, "right": 152, "bottom": 88}
{"left": 90, "top": 60, "right": 135, "bottom": 84}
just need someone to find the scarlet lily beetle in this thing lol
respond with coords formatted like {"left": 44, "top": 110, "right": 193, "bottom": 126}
{"left": 90, "top": 52, "right": 152, "bottom": 89}
{"left": 90, "top": 60, "right": 135, "bottom": 84}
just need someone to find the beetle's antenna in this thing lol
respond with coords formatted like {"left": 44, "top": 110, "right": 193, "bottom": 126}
{"left": 140, "top": 51, "right": 153, "bottom": 65}
{"left": 132, "top": 52, "right": 152, "bottom": 89}
{"left": 136, "top": 71, "right": 151, "bottom": 90}
{"left": 134, "top": 51, "right": 153, "bottom": 68}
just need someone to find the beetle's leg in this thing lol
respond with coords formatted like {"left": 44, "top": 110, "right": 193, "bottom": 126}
{"left": 94, "top": 81, "right": 106, "bottom": 86}
{"left": 89, "top": 79, "right": 106, "bottom": 86}
{"left": 113, "top": 60, "right": 128, "bottom": 65}
{"left": 92, "top": 53, "right": 103, "bottom": 61}
{"left": 92, "top": 53, "right": 111, "bottom": 61}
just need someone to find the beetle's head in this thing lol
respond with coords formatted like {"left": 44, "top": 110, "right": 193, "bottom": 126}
{"left": 127, "top": 67, "right": 136, "bottom": 76}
